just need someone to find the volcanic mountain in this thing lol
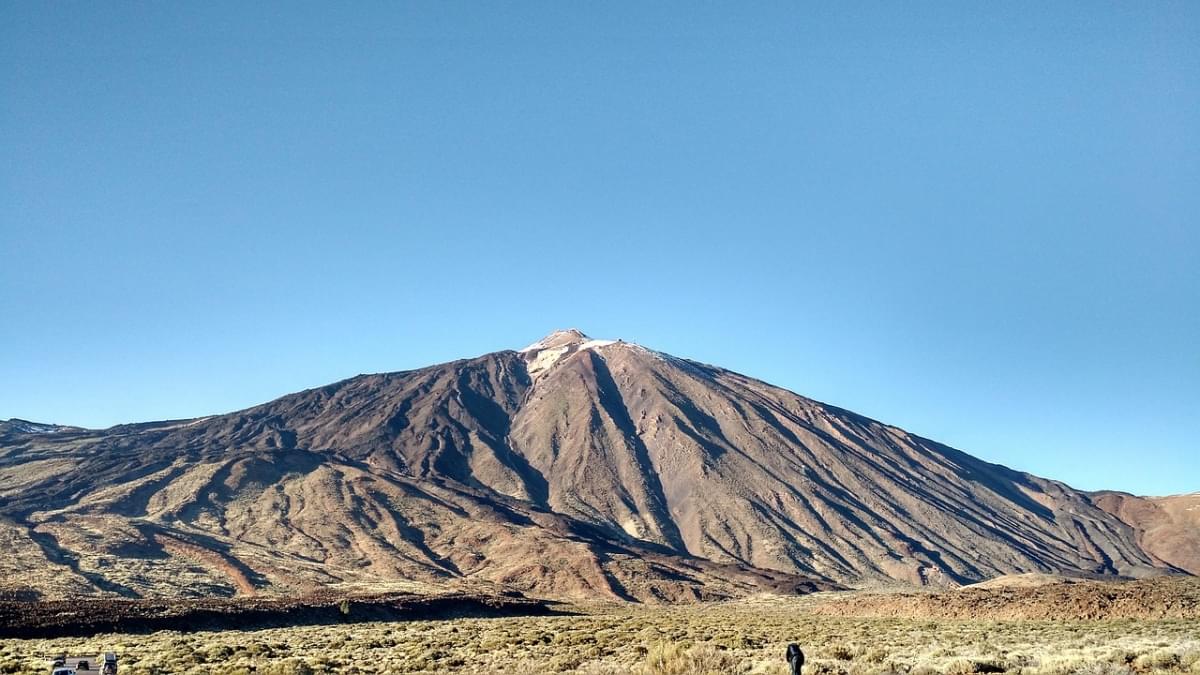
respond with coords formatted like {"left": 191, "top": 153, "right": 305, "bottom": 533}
{"left": 0, "top": 330, "right": 1191, "bottom": 601}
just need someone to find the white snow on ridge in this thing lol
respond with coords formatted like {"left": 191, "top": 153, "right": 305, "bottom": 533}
{"left": 525, "top": 345, "right": 572, "bottom": 377}
{"left": 4, "top": 419, "right": 63, "bottom": 434}
{"left": 520, "top": 331, "right": 637, "bottom": 379}
{"left": 519, "top": 329, "right": 590, "bottom": 353}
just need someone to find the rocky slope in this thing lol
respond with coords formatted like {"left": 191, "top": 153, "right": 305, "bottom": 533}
{"left": 0, "top": 330, "right": 1187, "bottom": 601}
{"left": 1090, "top": 491, "right": 1200, "bottom": 575}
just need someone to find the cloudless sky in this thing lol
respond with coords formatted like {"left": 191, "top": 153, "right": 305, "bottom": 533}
{"left": 2, "top": 2, "right": 1197, "bottom": 496}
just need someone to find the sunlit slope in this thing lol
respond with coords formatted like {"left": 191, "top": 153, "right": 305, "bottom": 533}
{"left": 0, "top": 330, "right": 1179, "bottom": 600}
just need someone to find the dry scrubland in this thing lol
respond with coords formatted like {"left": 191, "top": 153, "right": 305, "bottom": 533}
{"left": 813, "top": 576, "right": 1200, "bottom": 622}
{"left": 1, "top": 592, "right": 1199, "bottom": 675}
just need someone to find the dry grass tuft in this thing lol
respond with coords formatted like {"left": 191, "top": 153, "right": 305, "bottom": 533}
{"left": 642, "top": 642, "right": 747, "bottom": 675}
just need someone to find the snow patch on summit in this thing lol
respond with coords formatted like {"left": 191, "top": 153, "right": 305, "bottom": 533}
{"left": 520, "top": 329, "right": 589, "bottom": 353}
{"left": 520, "top": 330, "right": 627, "bottom": 379}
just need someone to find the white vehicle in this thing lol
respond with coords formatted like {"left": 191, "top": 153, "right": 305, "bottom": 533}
{"left": 51, "top": 669, "right": 76, "bottom": 675}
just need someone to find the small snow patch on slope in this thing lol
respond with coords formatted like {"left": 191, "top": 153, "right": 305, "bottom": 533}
{"left": 3, "top": 419, "right": 66, "bottom": 434}
{"left": 526, "top": 346, "right": 572, "bottom": 377}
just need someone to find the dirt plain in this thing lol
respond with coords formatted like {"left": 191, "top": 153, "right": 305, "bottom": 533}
{"left": 1, "top": 578, "right": 1197, "bottom": 674}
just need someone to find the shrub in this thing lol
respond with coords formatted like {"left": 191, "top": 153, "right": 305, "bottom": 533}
{"left": 258, "top": 658, "right": 314, "bottom": 675}
{"left": 943, "top": 659, "right": 976, "bottom": 675}
{"left": 642, "top": 642, "right": 747, "bottom": 675}
{"left": 864, "top": 647, "right": 889, "bottom": 664}
{"left": 825, "top": 644, "right": 856, "bottom": 661}
{"left": 1069, "top": 663, "right": 1133, "bottom": 675}
{"left": 943, "top": 658, "right": 1005, "bottom": 675}
{"left": 1149, "top": 650, "right": 1182, "bottom": 670}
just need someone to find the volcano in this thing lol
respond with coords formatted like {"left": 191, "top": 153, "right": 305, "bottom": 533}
{"left": 0, "top": 330, "right": 1191, "bottom": 601}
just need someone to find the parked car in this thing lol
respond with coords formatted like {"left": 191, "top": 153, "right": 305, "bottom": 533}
{"left": 100, "top": 652, "right": 117, "bottom": 674}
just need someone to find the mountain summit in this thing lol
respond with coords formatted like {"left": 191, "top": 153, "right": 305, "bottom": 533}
{"left": 521, "top": 328, "right": 596, "bottom": 351}
{"left": 0, "top": 332, "right": 1192, "bottom": 601}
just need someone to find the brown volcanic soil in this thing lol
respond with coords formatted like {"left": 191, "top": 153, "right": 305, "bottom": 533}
{"left": 0, "top": 330, "right": 1187, "bottom": 602}
{"left": 0, "top": 591, "right": 555, "bottom": 639}
{"left": 810, "top": 575, "right": 1200, "bottom": 620}
{"left": 1091, "top": 491, "right": 1200, "bottom": 575}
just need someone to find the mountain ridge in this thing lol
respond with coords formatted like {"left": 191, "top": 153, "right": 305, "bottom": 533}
{"left": 0, "top": 330, "right": 1193, "bottom": 602}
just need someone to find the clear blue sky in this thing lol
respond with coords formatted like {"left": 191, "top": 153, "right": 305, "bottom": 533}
{"left": 2, "top": 2, "right": 1196, "bottom": 496}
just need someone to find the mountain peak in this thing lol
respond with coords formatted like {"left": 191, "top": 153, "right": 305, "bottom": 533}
{"left": 520, "top": 328, "right": 592, "bottom": 352}
{"left": 519, "top": 329, "right": 629, "bottom": 379}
